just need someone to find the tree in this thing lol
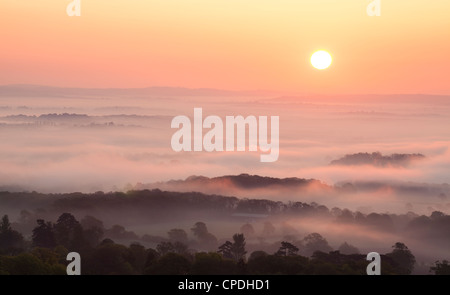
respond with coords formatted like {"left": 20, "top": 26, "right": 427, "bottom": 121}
{"left": 0, "top": 253, "right": 61, "bottom": 275}
{"left": 276, "top": 241, "right": 299, "bottom": 256}
{"left": 81, "top": 215, "right": 104, "bottom": 247}
{"left": 191, "top": 222, "right": 217, "bottom": 250}
{"left": 247, "top": 253, "right": 309, "bottom": 275}
{"left": 172, "top": 242, "right": 189, "bottom": 255}
{"left": 87, "top": 243, "right": 134, "bottom": 275}
{"left": 18, "top": 210, "right": 33, "bottom": 225}
{"left": 240, "top": 223, "right": 255, "bottom": 238}
{"left": 191, "top": 222, "right": 208, "bottom": 238}
{"left": 338, "top": 242, "right": 360, "bottom": 255}
{"left": 337, "top": 209, "right": 354, "bottom": 223}
{"left": 231, "top": 234, "right": 247, "bottom": 261}
{"left": 106, "top": 225, "right": 139, "bottom": 240}
{"left": 430, "top": 211, "right": 445, "bottom": 220}
{"left": 145, "top": 253, "right": 191, "bottom": 275}
{"left": 303, "top": 233, "right": 333, "bottom": 256}
{"left": 129, "top": 243, "right": 147, "bottom": 274}
{"left": 248, "top": 251, "right": 268, "bottom": 261}
{"left": 54, "top": 213, "right": 84, "bottom": 251}
{"left": 192, "top": 252, "right": 237, "bottom": 275}
{"left": 99, "top": 238, "right": 115, "bottom": 246}
{"left": 31, "top": 247, "right": 67, "bottom": 267}
{"left": 262, "top": 222, "right": 275, "bottom": 236}
{"left": 168, "top": 229, "right": 188, "bottom": 244}
{"left": 80, "top": 215, "right": 104, "bottom": 230}
{"left": 83, "top": 226, "right": 104, "bottom": 248}
{"left": 218, "top": 233, "right": 247, "bottom": 262}
{"left": 32, "top": 219, "right": 56, "bottom": 248}
{"left": 430, "top": 260, "right": 450, "bottom": 275}
{"left": 0, "top": 215, "right": 24, "bottom": 252}
{"left": 156, "top": 242, "right": 174, "bottom": 256}
{"left": 144, "top": 248, "right": 159, "bottom": 270}
{"left": 0, "top": 215, "right": 11, "bottom": 232}
{"left": 386, "top": 242, "right": 416, "bottom": 275}
{"left": 156, "top": 241, "right": 189, "bottom": 256}
{"left": 218, "top": 241, "right": 233, "bottom": 260}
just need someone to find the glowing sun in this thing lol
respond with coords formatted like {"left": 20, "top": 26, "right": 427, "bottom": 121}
{"left": 311, "top": 50, "right": 332, "bottom": 70}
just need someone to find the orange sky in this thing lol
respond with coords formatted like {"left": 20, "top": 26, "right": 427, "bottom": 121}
{"left": 1, "top": 0, "right": 449, "bottom": 94}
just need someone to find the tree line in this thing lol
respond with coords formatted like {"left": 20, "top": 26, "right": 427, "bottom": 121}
{"left": 0, "top": 213, "right": 448, "bottom": 275}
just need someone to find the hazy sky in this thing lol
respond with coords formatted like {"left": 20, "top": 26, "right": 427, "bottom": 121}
{"left": 1, "top": 0, "right": 450, "bottom": 94}
{"left": 1, "top": 1, "right": 450, "bottom": 215}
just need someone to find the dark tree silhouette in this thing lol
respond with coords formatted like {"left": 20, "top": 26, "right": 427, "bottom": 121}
{"left": 88, "top": 243, "right": 134, "bottom": 275}
{"left": 172, "top": 242, "right": 189, "bottom": 255}
{"left": 0, "top": 215, "right": 24, "bottom": 252}
{"left": 192, "top": 252, "right": 237, "bottom": 275}
{"left": 430, "top": 260, "right": 450, "bottom": 275}
{"left": 156, "top": 241, "right": 174, "bottom": 256}
{"left": 303, "top": 233, "right": 333, "bottom": 256}
{"left": 191, "top": 222, "right": 217, "bottom": 250}
{"left": 54, "top": 213, "right": 84, "bottom": 251}
{"left": 168, "top": 229, "right": 188, "bottom": 244}
{"left": 0, "top": 215, "right": 11, "bottom": 233}
{"left": 191, "top": 222, "right": 208, "bottom": 238}
{"left": 145, "top": 253, "right": 191, "bottom": 275}
{"left": 276, "top": 241, "right": 299, "bottom": 256}
{"left": 105, "top": 225, "right": 139, "bottom": 240}
{"left": 0, "top": 253, "right": 65, "bottom": 275}
{"left": 80, "top": 215, "right": 104, "bottom": 230}
{"left": 144, "top": 248, "right": 159, "bottom": 271}
{"left": 129, "top": 243, "right": 147, "bottom": 273}
{"left": 338, "top": 242, "right": 360, "bottom": 255}
{"left": 248, "top": 251, "right": 268, "bottom": 261}
{"left": 386, "top": 242, "right": 416, "bottom": 275}
{"left": 81, "top": 215, "right": 104, "bottom": 247}
{"left": 218, "top": 233, "right": 247, "bottom": 262}
{"left": 218, "top": 241, "right": 233, "bottom": 260}
{"left": 247, "top": 253, "right": 309, "bottom": 275}
{"left": 232, "top": 233, "right": 247, "bottom": 262}
{"left": 32, "top": 219, "right": 56, "bottom": 248}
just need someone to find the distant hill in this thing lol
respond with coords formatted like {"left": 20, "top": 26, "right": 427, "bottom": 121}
{"left": 170, "top": 174, "right": 319, "bottom": 189}
{"left": 265, "top": 94, "right": 450, "bottom": 104}
{"left": 330, "top": 152, "right": 425, "bottom": 167}
{"left": 136, "top": 173, "right": 330, "bottom": 198}
{"left": 0, "top": 84, "right": 273, "bottom": 97}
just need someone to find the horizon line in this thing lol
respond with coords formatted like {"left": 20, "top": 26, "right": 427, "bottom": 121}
{"left": 1, "top": 84, "right": 449, "bottom": 97}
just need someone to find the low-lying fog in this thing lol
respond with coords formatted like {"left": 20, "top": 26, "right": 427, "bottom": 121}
{"left": 1, "top": 86, "right": 449, "bottom": 273}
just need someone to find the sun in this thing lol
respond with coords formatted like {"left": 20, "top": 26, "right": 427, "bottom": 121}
{"left": 311, "top": 50, "right": 332, "bottom": 70}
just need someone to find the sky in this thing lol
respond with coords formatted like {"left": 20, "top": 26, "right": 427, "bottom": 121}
{"left": 0, "top": 1, "right": 450, "bottom": 213}
{"left": 1, "top": 0, "right": 450, "bottom": 94}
